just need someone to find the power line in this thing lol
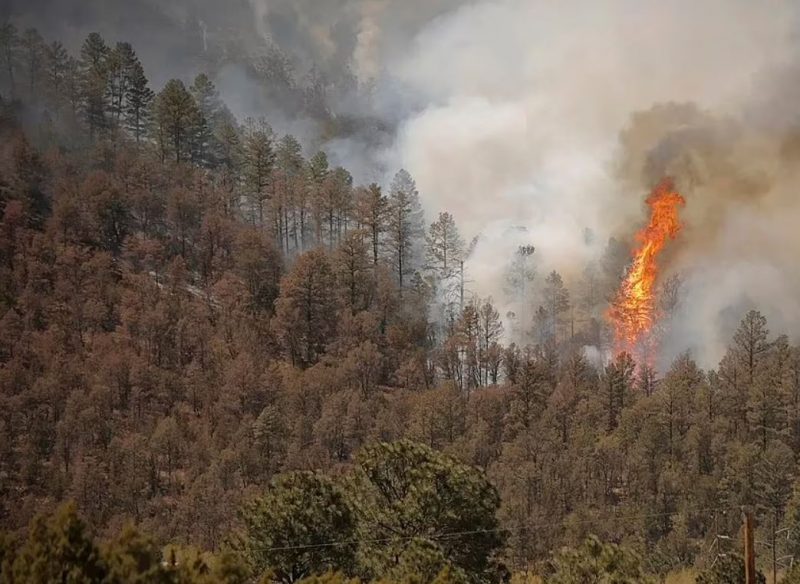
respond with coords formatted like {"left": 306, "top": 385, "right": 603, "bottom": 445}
{"left": 262, "top": 505, "right": 733, "bottom": 553}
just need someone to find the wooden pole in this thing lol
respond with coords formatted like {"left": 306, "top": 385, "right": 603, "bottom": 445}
{"left": 744, "top": 509, "right": 756, "bottom": 584}
{"left": 772, "top": 511, "right": 778, "bottom": 584}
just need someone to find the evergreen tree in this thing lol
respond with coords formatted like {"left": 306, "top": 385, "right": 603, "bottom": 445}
{"left": 190, "top": 73, "right": 221, "bottom": 121}
{"left": 306, "top": 151, "right": 330, "bottom": 246}
{"left": 546, "top": 536, "right": 656, "bottom": 584}
{"left": 216, "top": 119, "right": 243, "bottom": 173}
{"left": 189, "top": 73, "right": 225, "bottom": 166}
{"left": 274, "top": 248, "right": 339, "bottom": 367}
{"left": 352, "top": 440, "right": 504, "bottom": 582}
{"left": 44, "top": 41, "right": 69, "bottom": 112}
{"left": 541, "top": 270, "right": 570, "bottom": 343}
{"left": 123, "top": 59, "right": 153, "bottom": 144}
{"left": 695, "top": 554, "right": 765, "bottom": 584}
{"left": 239, "top": 472, "right": 357, "bottom": 583}
{"left": 354, "top": 183, "right": 387, "bottom": 267}
{"left": 504, "top": 244, "right": 536, "bottom": 336}
{"left": 154, "top": 79, "right": 197, "bottom": 163}
{"left": 243, "top": 118, "right": 276, "bottom": 225}
{"left": 334, "top": 230, "right": 373, "bottom": 313}
{"left": 718, "top": 310, "right": 771, "bottom": 439}
{"left": 478, "top": 298, "right": 504, "bottom": 385}
{"left": 64, "top": 55, "right": 81, "bottom": 119}
{"left": 602, "top": 351, "right": 635, "bottom": 431}
{"left": 387, "top": 169, "right": 424, "bottom": 293}
{"left": 79, "top": 32, "right": 111, "bottom": 138}
{"left": 0, "top": 23, "right": 19, "bottom": 97}
{"left": 748, "top": 334, "right": 790, "bottom": 450}
{"left": 106, "top": 42, "right": 137, "bottom": 128}
{"left": 8, "top": 503, "right": 107, "bottom": 582}
{"left": 426, "top": 211, "right": 464, "bottom": 281}
{"left": 276, "top": 134, "right": 304, "bottom": 177}
{"left": 20, "top": 28, "right": 45, "bottom": 101}
{"left": 187, "top": 104, "right": 211, "bottom": 167}
{"left": 275, "top": 134, "right": 305, "bottom": 251}
{"left": 327, "top": 167, "right": 353, "bottom": 245}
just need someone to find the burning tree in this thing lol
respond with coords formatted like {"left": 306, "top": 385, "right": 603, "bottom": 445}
{"left": 608, "top": 178, "right": 685, "bottom": 365}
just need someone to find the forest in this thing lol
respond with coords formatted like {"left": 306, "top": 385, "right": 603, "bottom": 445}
{"left": 0, "top": 21, "right": 800, "bottom": 584}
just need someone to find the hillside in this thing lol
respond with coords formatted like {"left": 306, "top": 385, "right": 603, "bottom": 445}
{"left": 0, "top": 20, "right": 799, "bottom": 584}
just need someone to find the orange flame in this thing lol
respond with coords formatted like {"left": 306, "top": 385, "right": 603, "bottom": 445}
{"left": 608, "top": 178, "right": 685, "bottom": 364}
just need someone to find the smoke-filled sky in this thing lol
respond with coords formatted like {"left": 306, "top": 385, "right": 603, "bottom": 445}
{"left": 9, "top": 0, "right": 800, "bottom": 367}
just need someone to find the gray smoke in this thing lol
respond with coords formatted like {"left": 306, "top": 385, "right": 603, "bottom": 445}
{"left": 11, "top": 0, "right": 800, "bottom": 367}
{"left": 378, "top": 0, "right": 800, "bottom": 367}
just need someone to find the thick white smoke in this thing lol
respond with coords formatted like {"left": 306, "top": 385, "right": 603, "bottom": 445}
{"left": 242, "top": 0, "right": 800, "bottom": 366}
{"left": 380, "top": 0, "right": 800, "bottom": 366}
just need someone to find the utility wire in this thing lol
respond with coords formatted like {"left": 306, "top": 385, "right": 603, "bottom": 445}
{"left": 262, "top": 505, "right": 733, "bottom": 553}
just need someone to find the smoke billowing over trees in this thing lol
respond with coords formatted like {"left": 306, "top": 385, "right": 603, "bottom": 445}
{"left": 2, "top": 2, "right": 800, "bottom": 582}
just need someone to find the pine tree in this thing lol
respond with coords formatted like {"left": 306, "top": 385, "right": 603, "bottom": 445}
{"left": 274, "top": 248, "right": 339, "bottom": 367}
{"left": 718, "top": 309, "right": 771, "bottom": 439}
{"left": 123, "top": 59, "right": 153, "bottom": 144}
{"left": 9, "top": 503, "right": 107, "bottom": 582}
{"left": 275, "top": 134, "right": 305, "bottom": 252}
{"left": 748, "top": 334, "right": 790, "bottom": 450}
{"left": 387, "top": 169, "right": 424, "bottom": 293}
{"left": 44, "top": 41, "right": 68, "bottom": 112}
{"left": 329, "top": 167, "right": 353, "bottom": 244}
{"left": 63, "top": 56, "right": 81, "bottom": 119}
{"left": 426, "top": 211, "right": 464, "bottom": 281}
{"left": 243, "top": 118, "right": 275, "bottom": 225}
{"left": 239, "top": 472, "right": 357, "bottom": 582}
{"left": 154, "top": 79, "right": 197, "bottom": 163}
{"left": 504, "top": 245, "right": 536, "bottom": 335}
{"left": 190, "top": 73, "right": 223, "bottom": 125}
{"left": 334, "top": 231, "right": 373, "bottom": 313}
{"left": 20, "top": 28, "right": 45, "bottom": 102}
{"left": 0, "top": 23, "right": 19, "bottom": 97}
{"left": 190, "top": 73, "right": 224, "bottom": 167}
{"left": 542, "top": 270, "right": 570, "bottom": 343}
{"left": 549, "top": 536, "right": 657, "bottom": 584}
{"left": 477, "top": 298, "right": 504, "bottom": 385}
{"left": 306, "top": 151, "right": 330, "bottom": 246}
{"left": 352, "top": 440, "right": 503, "bottom": 582}
{"left": 106, "top": 42, "right": 137, "bottom": 128}
{"left": 315, "top": 166, "right": 352, "bottom": 247}
{"left": 354, "top": 183, "right": 387, "bottom": 267}
{"left": 216, "top": 119, "right": 243, "bottom": 173}
{"left": 79, "top": 32, "right": 110, "bottom": 138}
{"left": 187, "top": 105, "right": 211, "bottom": 167}
{"left": 276, "top": 134, "right": 304, "bottom": 177}
{"left": 603, "top": 351, "right": 635, "bottom": 431}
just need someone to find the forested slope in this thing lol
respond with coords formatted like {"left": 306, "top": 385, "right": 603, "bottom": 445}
{"left": 1, "top": 24, "right": 800, "bottom": 583}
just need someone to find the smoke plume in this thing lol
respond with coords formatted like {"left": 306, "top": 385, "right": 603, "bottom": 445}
{"left": 10, "top": 0, "right": 800, "bottom": 366}
{"left": 380, "top": 0, "right": 800, "bottom": 366}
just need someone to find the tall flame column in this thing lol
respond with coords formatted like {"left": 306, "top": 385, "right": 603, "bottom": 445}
{"left": 608, "top": 178, "right": 685, "bottom": 365}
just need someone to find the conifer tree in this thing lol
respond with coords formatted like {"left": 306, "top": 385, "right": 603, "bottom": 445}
{"left": 387, "top": 169, "right": 424, "bottom": 293}
{"left": 106, "top": 42, "right": 138, "bottom": 128}
{"left": 79, "top": 32, "right": 110, "bottom": 138}
{"left": 123, "top": 59, "right": 153, "bottom": 144}
{"left": 426, "top": 212, "right": 464, "bottom": 281}
{"left": 154, "top": 79, "right": 197, "bottom": 163}
{"left": 542, "top": 270, "right": 570, "bottom": 343}
{"left": 0, "top": 23, "right": 19, "bottom": 97}
{"left": 243, "top": 118, "right": 275, "bottom": 225}
{"left": 190, "top": 73, "right": 226, "bottom": 166}
{"left": 20, "top": 28, "right": 45, "bottom": 101}
{"left": 44, "top": 41, "right": 68, "bottom": 112}
{"left": 354, "top": 183, "right": 387, "bottom": 267}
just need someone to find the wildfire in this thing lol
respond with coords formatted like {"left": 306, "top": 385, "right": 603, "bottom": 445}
{"left": 608, "top": 178, "right": 685, "bottom": 364}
